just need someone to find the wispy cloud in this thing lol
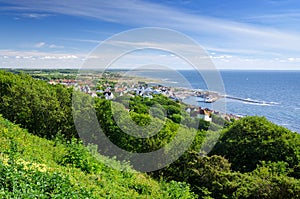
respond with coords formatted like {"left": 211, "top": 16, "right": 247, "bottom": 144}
{"left": 34, "top": 42, "right": 64, "bottom": 49}
{"left": 1, "top": 0, "right": 300, "bottom": 69}
{"left": 2, "top": 0, "right": 300, "bottom": 58}
{"left": 21, "top": 13, "right": 54, "bottom": 19}
{"left": 0, "top": 49, "right": 83, "bottom": 59}
{"left": 246, "top": 12, "right": 300, "bottom": 20}
{"left": 34, "top": 42, "right": 46, "bottom": 48}
{"left": 63, "top": 38, "right": 101, "bottom": 44}
{"left": 49, "top": 44, "right": 64, "bottom": 49}
{"left": 0, "top": 49, "right": 84, "bottom": 68}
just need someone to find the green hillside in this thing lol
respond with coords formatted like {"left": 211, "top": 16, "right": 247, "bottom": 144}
{"left": 0, "top": 115, "right": 196, "bottom": 198}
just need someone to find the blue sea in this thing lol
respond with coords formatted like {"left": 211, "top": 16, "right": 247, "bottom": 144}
{"left": 130, "top": 70, "right": 300, "bottom": 133}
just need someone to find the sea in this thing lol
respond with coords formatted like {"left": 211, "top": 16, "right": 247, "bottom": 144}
{"left": 129, "top": 70, "right": 300, "bottom": 133}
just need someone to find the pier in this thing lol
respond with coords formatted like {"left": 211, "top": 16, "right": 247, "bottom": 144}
{"left": 224, "top": 96, "right": 266, "bottom": 104}
{"left": 194, "top": 90, "right": 270, "bottom": 105}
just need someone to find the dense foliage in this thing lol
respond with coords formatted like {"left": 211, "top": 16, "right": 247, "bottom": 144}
{"left": 152, "top": 151, "right": 300, "bottom": 198}
{"left": 1, "top": 70, "right": 300, "bottom": 198}
{"left": 0, "top": 70, "right": 75, "bottom": 139}
{"left": 0, "top": 115, "right": 197, "bottom": 198}
{"left": 210, "top": 116, "right": 300, "bottom": 175}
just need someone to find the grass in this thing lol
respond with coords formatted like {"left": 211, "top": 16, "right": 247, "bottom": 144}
{"left": 0, "top": 115, "right": 196, "bottom": 198}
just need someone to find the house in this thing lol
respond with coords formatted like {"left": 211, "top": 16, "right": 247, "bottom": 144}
{"left": 81, "top": 85, "right": 91, "bottom": 94}
{"left": 90, "top": 92, "right": 98, "bottom": 98}
{"left": 153, "top": 89, "right": 161, "bottom": 95}
{"left": 191, "top": 107, "right": 212, "bottom": 122}
{"left": 104, "top": 91, "right": 114, "bottom": 100}
{"left": 186, "top": 108, "right": 191, "bottom": 114}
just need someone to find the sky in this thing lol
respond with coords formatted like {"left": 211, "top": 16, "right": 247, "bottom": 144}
{"left": 1, "top": 0, "right": 300, "bottom": 70}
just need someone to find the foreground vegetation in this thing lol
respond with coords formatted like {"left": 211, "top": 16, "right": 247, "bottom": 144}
{"left": 0, "top": 70, "right": 300, "bottom": 198}
{"left": 154, "top": 117, "right": 300, "bottom": 198}
{"left": 0, "top": 115, "right": 196, "bottom": 198}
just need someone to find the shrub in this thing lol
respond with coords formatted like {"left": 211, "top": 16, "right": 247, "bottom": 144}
{"left": 210, "top": 116, "right": 300, "bottom": 173}
{"left": 58, "top": 139, "right": 102, "bottom": 174}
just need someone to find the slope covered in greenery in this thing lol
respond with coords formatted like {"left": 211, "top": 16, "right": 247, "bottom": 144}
{"left": 0, "top": 115, "right": 197, "bottom": 198}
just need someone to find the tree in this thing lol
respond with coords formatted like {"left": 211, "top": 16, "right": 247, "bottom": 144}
{"left": 198, "top": 119, "right": 210, "bottom": 131}
{"left": 210, "top": 116, "right": 300, "bottom": 174}
{"left": 0, "top": 71, "right": 75, "bottom": 139}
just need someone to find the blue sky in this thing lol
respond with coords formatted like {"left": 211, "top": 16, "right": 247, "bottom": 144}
{"left": 1, "top": 0, "right": 300, "bottom": 69}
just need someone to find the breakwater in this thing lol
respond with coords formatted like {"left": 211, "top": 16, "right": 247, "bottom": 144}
{"left": 223, "top": 95, "right": 272, "bottom": 105}
{"left": 194, "top": 90, "right": 272, "bottom": 105}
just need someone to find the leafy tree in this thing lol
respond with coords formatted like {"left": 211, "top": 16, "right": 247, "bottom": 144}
{"left": 169, "top": 113, "right": 182, "bottom": 124}
{"left": 210, "top": 116, "right": 300, "bottom": 174}
{"left": 165, "top": 105, "right": 181, "bottom": 116}
{"left": 0, "top": 71, "right": 76, "bottom": 139}
{"left": 133, "top": 103, "right": 149, "bottom": 114}
{"left": 94, "top": 99, "right": 178, "bottom": 153}
{"left": 211, "top": 113, "right": 226, "bottom": 126}
{"left": 198, "top": 119, "right": 210, "bottom": 131}
{"left": 150, "top": 106, "right": 165, "bottom": 120}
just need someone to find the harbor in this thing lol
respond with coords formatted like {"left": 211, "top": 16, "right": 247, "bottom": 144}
{"left": 194, "top": 90, "right": 273, "bottom": 105}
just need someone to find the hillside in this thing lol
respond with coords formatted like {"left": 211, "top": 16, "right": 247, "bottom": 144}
{"left": 0, "top": 115, "right": 196, "bottom": 198}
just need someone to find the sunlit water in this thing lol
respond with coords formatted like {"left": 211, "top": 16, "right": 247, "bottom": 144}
{"left": 129, "top": 70, "right": 300, "bottom": 133}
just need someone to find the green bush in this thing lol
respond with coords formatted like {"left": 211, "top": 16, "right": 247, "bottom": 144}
{"left": 58, "top": 139, "right": 103, "bottom": 174}
{"left": 0, "top": 71, "right": 76, "bottom": 139}
{"left": 210, "top": 116, "right": 300, "bottom": 173}
{"left": 0, "top": 140, "right": 93, "bottom": 198}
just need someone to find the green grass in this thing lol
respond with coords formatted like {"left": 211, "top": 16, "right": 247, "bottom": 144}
{"left": 0, "top": 115, "right": 197, "bottom": 198}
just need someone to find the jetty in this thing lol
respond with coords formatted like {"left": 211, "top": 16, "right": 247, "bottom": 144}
{"left": 224, "top": 95, "right": 266, "bottom": 104}
{"left": 194, "top": 90, "right": 271, "bottom": 105}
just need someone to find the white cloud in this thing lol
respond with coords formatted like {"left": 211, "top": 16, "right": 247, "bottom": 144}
{"left": 34, "top": 42, "right": 46, "bottom": 48}
{"left": 287, "top": 57, "right": 300, "bottom": 62}
{"left": 34, "top": 42, "right": 65, "bottom": 49}
{"left": 58, "top": 55, "right": 78, "bottom": 59}
{"left": 3, "top": 0, "right": 300, "bottom": 58}
{"left": 64, "top": 38, "right": 101, "bottom": 44}
{"left": 245, "top": 12, "right": 300, "bottom": 21}
{"left": 49, "top": 44, "right": 64, "bottom": 49}
{"left": 0, "top": 49, "right": 83, "bottom": 68}
{"left": 22, "top": 13, "right": 54, "bottom": 19}
{"left": 2, "top": 0, "right": 300, "bottom": 69}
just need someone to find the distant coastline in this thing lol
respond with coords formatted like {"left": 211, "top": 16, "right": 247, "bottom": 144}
{"left": 2, "top": 68, "right": 299, "bottom": 133}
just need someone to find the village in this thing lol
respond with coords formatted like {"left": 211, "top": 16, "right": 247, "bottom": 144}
{"left": 47, "top": 71, "right": 241, "bottom": 123}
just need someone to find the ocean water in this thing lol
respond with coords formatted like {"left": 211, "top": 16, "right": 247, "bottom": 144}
{"left": 129, "top": 70, "right": 300, "bottom": 133}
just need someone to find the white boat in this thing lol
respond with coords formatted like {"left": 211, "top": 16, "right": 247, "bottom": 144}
{"left": 204, "top": 96, "right": 217, "bottom": 103}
